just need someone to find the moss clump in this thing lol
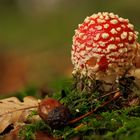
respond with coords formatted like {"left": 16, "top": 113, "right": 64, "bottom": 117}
{"left": 19, "top": 120, "right": 52, "bottom": 140}
{"left": 51, "top": 106, "right": 140, "bottom": 140}
{"left": 18, "top": 76, "right": 140, "bottom": 140}
{"left": 53, "top": 89, "right": 103, "bottom": 117}
{"left": 19, "top": 106, "right": 140, "bottom": 140}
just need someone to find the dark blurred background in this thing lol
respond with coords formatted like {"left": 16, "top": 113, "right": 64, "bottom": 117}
{"left": 0, "top": 0, "right": 140, "bottom": 94}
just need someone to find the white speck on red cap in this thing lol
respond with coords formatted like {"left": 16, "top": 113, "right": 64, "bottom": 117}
{"left": 71, "top": 12, "right": 140, "bottom": 79}
{"left": 95, "top": 25, "right": 102, "bottom": 30}
{"left": 121, "top": 32, "right": 128, "bottom": 40}
{"left": 128, "top": 23, "right": 134, "bottom": 30}
{"left": 107, "top": 44, "right": 117, "bottom": 51}
{"left": 102, "top": 33, "right": 109, "bottom": 39}
{"left": 104, "top": 24, "right": 109, "bottom": 28}
{"left": 110, "top": 19, "right": 118, "bottom": 24}
{"left": 116, "top": 27, "right": 121, "bottom": 31}
{"left": 110, "top": 28, "right": 118, "bottom": 34}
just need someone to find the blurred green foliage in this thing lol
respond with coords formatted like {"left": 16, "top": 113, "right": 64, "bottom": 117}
{"left": 0, "top": 0, "right": 140, "bottom": 92}
{"left": 0, "top": 0, "right": 140, "bottom": 51}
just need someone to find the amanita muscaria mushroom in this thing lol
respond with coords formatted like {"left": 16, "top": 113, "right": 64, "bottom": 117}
{"left": 71, "top": 12, "right": 140, "bottom": 85}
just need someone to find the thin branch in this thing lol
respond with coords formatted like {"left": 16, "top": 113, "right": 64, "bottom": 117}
{"left": 98, "top": 89, "right": 120, "bottom": 99}
{"left": 68, "top": 91, "right": 121, "bottom": 124}
{"left": 0, "top": 105, "right": 38, "bottom": 117}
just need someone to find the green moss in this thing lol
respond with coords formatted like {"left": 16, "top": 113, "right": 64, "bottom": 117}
{"left": 51, "top": 106, "right": 140, "bottom": 140}
{"left": 18, "top": 77, "right": 140, "bottom": 140}
{"left": 53, "top": 88, "right": 103, "bottom": 117}
{"left": 18, "top": 103, "right": 140, "bottom": 140}
{"left": 19, "top": 120, "right": 52, "bottom": 140}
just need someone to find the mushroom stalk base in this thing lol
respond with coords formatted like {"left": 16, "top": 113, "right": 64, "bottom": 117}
{"left": 72, "top": 69, "right": 140, "bottom": 107}
{"left": 73, "top": 70, "right": 137, "bottom": 99}
{"left": 72, "top": 70, "right": 118, "bottom": 94}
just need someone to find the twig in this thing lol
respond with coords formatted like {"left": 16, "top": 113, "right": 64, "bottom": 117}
{"left": 98, "top": 89, "right": 120, "bottom": 99}
{"left": 0, "top": 105, "right": 38, "bottom": 117}
{"left": 68, "top": 91, "right": 121, "bottom": 124}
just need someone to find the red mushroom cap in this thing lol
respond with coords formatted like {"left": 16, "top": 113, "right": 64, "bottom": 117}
{"left": 71, "top": 12, "right": 139, "bottom": 79}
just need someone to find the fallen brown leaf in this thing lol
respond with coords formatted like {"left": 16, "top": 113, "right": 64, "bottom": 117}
{"left": 0, "top": 96, "right": 38, "bottom": 133}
